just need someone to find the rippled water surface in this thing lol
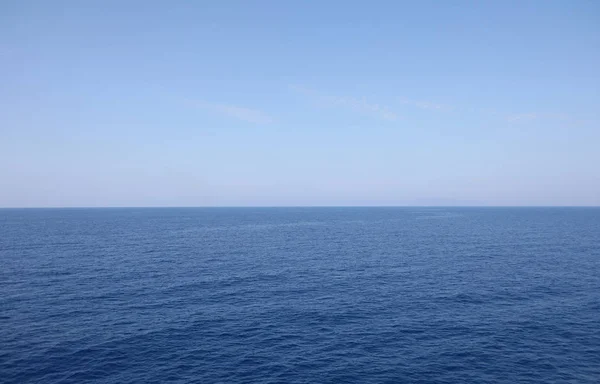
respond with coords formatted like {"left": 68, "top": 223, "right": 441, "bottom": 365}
{"left": 1, "top": 207, "right": 600, "bottom": 383}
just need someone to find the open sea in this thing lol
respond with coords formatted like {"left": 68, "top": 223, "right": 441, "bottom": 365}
{"left": 1, "top": 207, "right": 599, "bottom": 383}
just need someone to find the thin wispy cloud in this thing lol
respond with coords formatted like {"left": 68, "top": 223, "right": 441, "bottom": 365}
{"left": 506, "top": 112, "right": 569, "bottom": 123}
{"left": 291, "top": 85, "right": 399, "bottom": 121}
{"left": 507, "top": 113, "right": 538, "bottom": 123}
{"left": 191, "top": 101, "right": 274, "bottom": 124}
{"left": 398, "top": 98, "right": 453, "bottom": 112}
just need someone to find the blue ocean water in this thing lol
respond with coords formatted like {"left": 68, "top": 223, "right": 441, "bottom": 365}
{"left": 1, "top": 207, "right": 599, "bottom": 383}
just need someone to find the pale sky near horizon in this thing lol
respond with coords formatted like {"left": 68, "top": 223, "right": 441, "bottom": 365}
{"left": 1, "top": 1, "right": 599, "bottom": 207}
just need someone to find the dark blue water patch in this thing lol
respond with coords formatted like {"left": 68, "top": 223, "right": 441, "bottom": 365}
{"left": 1, "top": 207, "right": 600, "bottom": 383}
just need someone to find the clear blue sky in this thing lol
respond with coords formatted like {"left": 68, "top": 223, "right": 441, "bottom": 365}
{"left": 1, "top": 1, "right": 599, "bottom": 207}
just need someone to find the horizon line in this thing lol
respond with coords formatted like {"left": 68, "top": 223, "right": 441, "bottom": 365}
{"left": 1, "top": 205, "right": 599, "bottom": 209}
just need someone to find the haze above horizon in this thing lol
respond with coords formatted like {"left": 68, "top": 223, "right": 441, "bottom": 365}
{"left": 2, "top": 1, "right": 599, "bottom": 208}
